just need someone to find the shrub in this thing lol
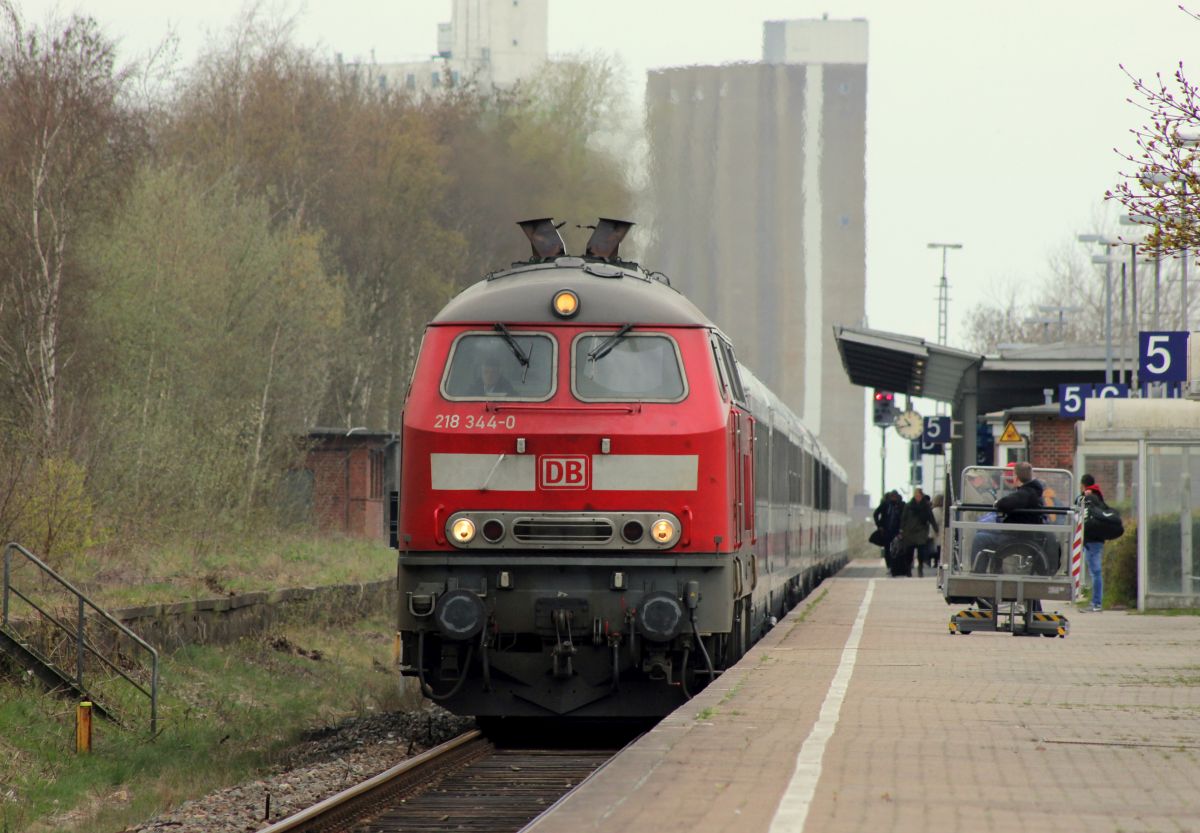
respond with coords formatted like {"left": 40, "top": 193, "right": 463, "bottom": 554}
{"left": 1103, "top": 521, "right": 1137, "bottom": 609}
{"left": 7, "top": 455, "right": 102, "bottom": 561}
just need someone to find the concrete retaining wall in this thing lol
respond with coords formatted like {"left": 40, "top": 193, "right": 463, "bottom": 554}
{"left": 111, "top": 580, "right": 397, "bottom": 651}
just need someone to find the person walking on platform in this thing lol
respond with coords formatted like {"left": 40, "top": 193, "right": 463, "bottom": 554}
{"left": 928, "top": 493, "right": 945, "bottom": 568}
{"left": 899, "top": 487, "right": 938, "bottom": 577}
{"left": 873, "top": 490, "right": 903, "bottom": 567}
{"left": 1078, "top": 473, "right": 1109, "bottom": 612}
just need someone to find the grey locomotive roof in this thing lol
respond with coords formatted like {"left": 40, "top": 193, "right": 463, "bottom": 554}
{"left": 432, "top": 258, "right": 717, "bottom": 327}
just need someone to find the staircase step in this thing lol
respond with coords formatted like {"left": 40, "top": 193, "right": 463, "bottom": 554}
{"left": 0, "top": 625, "right": 119, "bottom": 723}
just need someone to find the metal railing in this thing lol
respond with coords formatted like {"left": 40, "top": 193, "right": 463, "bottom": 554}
{"left": 2, "top": 542, "right": 158, "bottom": 735}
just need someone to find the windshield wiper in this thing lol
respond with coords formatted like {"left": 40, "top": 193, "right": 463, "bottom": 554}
{"left": 493, "top": 322, "right": 529, "bottom": 367}
{"left": 587, "top": 324, "right": 633, "bottom": 362}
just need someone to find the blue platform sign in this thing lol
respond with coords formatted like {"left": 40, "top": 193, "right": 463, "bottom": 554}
{"left": 1139, "top": 331, "right": 1189, "bottom": 383}
{"left": 922, "top": 416, "right": 951, "bottom": 445}
{"left": 1058, "top": 383, "right": 1092, "bottom": 419}
{"left": 1094, "top": 383, "right": 1130, "bottom": 399}
{"left": 919, "top": 438, "right": 944, "bottom": 455}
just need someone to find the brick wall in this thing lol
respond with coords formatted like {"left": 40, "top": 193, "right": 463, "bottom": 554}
{"left": 1030, "top": 416, "right": 1075, "bottom": 473}
{"left": 305, "top": 439, "right": 386, "bottom": 538}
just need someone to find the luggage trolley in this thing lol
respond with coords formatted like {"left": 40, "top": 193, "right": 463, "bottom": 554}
{"left": 937, "top": 466, "right": 1077, "bottom": 637}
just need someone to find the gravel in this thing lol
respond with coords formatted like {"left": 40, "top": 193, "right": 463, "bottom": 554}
{"left": 123, "top": 708, "right": 475, "bottom": 833}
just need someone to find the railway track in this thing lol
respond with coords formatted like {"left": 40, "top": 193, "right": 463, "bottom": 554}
{"left": 259, "top": 728, "right": 616, "bottom": 833}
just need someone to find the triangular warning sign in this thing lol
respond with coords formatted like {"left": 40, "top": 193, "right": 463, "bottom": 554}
{"left": 998, "top": 421, "right": 1023, "bottom": 443}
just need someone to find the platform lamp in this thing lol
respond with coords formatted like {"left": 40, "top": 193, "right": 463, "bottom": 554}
{"left": 1078, "top": 233, "right": 1118, "bottom": 383}
{"left": 1111, "top": 223, "right": 1151, "bottom": 385}
{"left": 926, "top": 242, "right": 960, "bottom": 496}
{"left": 1024, "top": 304, "right": 1081, "bottom": 342}
{"left": 1121, "top": 213, "right": 1160, "bottom": 327}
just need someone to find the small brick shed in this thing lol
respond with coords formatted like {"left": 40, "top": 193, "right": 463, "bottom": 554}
{"left": 303, "top": 428, "right": 398, "bottom": 539}
{"left": 983, "top": 402, "right": 1079, "bottom": 477}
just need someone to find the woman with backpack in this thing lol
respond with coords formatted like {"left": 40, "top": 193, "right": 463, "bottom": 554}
{"left": 1078, "top": 473, "right": 1123, "bottom": 612}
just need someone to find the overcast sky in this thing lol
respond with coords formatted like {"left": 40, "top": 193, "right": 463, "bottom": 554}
{"left": 17, "top": 0, "right": 1198, "bottom": 495}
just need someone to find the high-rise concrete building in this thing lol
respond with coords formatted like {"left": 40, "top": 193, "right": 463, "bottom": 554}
{"left": 645, "top": 18, "right": 868, "bottom": 494}
{"left": 343, "top": 0, "right": 547, "bottom": 94}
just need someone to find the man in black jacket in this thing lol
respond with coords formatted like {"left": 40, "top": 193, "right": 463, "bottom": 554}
{"left": 995, "top": 461, "right": 1046, "bottom": 524}
{"left": 971, "top": 462, "right": 1049, "bottom": 574}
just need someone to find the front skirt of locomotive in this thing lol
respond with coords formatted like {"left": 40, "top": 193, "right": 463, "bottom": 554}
{"left": 396, "top": 550, "right": 739, "bottom": 718}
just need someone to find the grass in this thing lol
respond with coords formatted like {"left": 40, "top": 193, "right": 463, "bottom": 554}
{"left": 26, "top": 532, "right": 395, "bottom": 610}
{"left": 0, "top": 610, "right": 412, "bottom": 833}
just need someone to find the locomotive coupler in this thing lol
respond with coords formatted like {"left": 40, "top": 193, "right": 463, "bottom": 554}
{"left": 644, "top": 650, "right": 671, "bottom": 682}
{"left": 551, "top": 608, "right": 576, "bottom": 678}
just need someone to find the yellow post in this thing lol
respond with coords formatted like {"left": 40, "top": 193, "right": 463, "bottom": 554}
{"left": 393, "top": 632, "right": 402, "bottom": 666}
{"left": 76, "top": 701, "right": 92, "bottom": 754}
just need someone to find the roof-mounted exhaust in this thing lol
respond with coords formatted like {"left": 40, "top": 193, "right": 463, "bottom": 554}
{"left": 518, "top": 218, "right": 567, "bottom": 260}
{"left": 584, "top": 218, "right": 634, "bottom": 261}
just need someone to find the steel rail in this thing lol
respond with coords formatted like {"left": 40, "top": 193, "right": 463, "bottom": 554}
{"left": 258, "top": 728, "right": 621, "bottom": 833}
{"left": 258, "top": 729, "right": 485, "bottom": 833}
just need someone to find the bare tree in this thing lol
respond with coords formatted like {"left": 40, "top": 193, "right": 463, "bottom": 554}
{"left": 1107, "top": 6, "right": 1200, "bottom": 255}
{"left": 0, "top": 4, "right": 139, "bottom": 448}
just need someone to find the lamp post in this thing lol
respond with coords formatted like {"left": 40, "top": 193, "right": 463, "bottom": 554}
{"left": 1079, "top": 233, "right": 1116, "bottom": 383}
{"left": 927, "top": 242, "right": 961, "bottom": 497}
{"left": 1036, "top": 304, "right": 1081, "bottom": 340}
{"left": 1121, "top": 213, "right": 1157, "bottom": 328}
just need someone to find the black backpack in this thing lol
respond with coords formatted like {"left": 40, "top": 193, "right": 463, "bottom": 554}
{"left": 1084, "top": 495, "right": 1124, "bottom": 541}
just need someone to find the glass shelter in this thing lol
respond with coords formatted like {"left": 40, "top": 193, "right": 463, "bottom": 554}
{"left": 1078, "top": 398, "right": 1200, "bottom": 610}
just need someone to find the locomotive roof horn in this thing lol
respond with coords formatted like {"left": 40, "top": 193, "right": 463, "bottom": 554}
{"left": 584, "top": 218, "right": 634, "bottom": 261}
{"left": 518, "top": 218, "right": 567, "bottom": 260}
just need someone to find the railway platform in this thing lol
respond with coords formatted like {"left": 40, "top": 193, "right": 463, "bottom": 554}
{"left": 527, "top": 559, "right": 1200, "bottom": 833}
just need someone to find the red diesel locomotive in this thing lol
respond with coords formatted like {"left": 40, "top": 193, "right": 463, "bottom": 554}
{"left": 395, "top": 219, "right": 849, "bottom": 718}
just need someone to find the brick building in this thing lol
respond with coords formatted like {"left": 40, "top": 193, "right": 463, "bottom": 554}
{"left": 303, "top": 429, "right": 397, "bottom": 540}
{"left": 992, "top": 404, "right": 1076, "bottom": 472}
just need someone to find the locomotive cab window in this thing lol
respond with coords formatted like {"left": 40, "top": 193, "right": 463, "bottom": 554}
{"left": 717, "top": 339, "right": 746, "bottom": 404}
{"left": 572, "top": 331, "right": 687, "bottom": 402}
{"left": 441, "top": 330, "right": 556, "bottom": 401}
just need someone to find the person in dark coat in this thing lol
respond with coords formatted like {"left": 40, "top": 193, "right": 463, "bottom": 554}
{"left": 928, "top": 494, "right": 945, "bottom": 568}
{"left": 898, "top": 488, "right": 939, "bottom": 577}
{"left": 872, "top": 490, "right": 903, "bottom": 564}
{"left": 1078, "top": 473, "right": 1107, "bottom": 612}
{"left": 994, "top": 461, "right": 1045, "bottom": 524}
{"left": 971, "top": 461, "right": 1049, "bottom": 574}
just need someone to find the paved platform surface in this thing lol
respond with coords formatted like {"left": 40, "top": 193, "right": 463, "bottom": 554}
{"left": 527, "top": 560, "right": 1200, "bottom": 833}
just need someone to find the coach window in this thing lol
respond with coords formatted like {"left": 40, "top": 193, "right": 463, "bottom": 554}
{"left": 441, "top": 331, "right": 556, "bottom": 401}
{"left": 572, "top": 332, "right": 687, "bottom": 402}
{"left": 755, "top": 421, "right": 771, "bottom": 502}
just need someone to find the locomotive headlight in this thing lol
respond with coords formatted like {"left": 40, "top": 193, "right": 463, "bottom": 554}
{"left": 650, "top": 518, "right": 676, "bottom": 544}
{"left": 450, "top": 517, "right": 476, "bottom": 544}
{"left": 552, "top": 289, "right": 580, "bottom": 318}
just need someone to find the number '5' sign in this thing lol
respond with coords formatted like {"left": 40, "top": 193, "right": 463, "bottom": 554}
{"left": 922, "top": 416, "right": 950, "bottom": 444}
{"left": 1059, "top": 384, "right": 1092, "bottom": 418}
{"left": 1139, "top": 331, "right": 1189, "bottom": 382}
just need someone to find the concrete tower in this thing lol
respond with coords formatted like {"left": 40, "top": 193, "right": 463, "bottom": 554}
{"left": 645, "top": 18, "right": 868, "bottom": 495}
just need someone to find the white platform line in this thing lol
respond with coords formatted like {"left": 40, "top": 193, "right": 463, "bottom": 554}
{"left": 769, "top": 579, "right": 875, "bottom": 833}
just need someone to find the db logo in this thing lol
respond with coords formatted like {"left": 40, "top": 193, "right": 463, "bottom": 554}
{"left": 539, "top": 455, "right": 589, "bottom": 489}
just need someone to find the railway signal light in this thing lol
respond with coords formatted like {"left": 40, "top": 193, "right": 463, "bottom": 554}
{"left": 873, "top": 390, "right": 896, "bottom": 427}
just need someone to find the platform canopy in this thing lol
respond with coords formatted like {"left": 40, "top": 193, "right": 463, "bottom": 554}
{"left": 832, "top": 325, "right": 982, "bottom": 403}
